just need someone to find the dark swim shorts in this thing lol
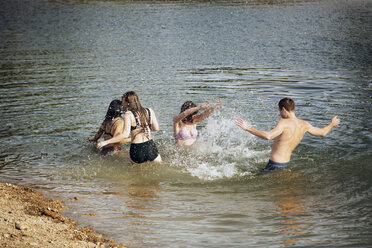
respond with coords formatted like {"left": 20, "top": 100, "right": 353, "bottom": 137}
{"left": 263, "top": 160, "right": 290, "bottom": 171}
{"left": 129, "top": 140, "right": 159, "bottom": 164}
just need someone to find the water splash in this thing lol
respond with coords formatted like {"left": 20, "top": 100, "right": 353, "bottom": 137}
{"left": 165, "top": 109, "right": 270, "bottom": 181}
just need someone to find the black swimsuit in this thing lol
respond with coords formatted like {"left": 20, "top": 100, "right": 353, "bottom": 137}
{"left": 129, "top": 109, "right": 159, "bottom": 163}
{"left": 130, "top": 108, "right": 152, "bottom": 130}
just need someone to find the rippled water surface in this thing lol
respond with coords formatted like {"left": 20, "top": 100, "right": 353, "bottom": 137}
{"left": 1, "top": 0, "right": 371, "bottom": 247}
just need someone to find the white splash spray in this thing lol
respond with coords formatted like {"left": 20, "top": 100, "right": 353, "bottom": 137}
{"left": 167, "top": 109, "right": 270, "bottom": 181}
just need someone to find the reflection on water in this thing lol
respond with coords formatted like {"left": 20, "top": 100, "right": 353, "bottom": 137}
{"left": 120, "top": 180, "right": 161, "bottom": 247}
{"left": 0, "top": 0, "right": 372, "bottom": 247}
{"left": 272, "top": 171, "right": 310, "bottom": 246}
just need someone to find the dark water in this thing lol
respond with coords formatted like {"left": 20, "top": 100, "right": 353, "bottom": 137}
{"left": 0, "top": 0, "right": 371, "bottom": 247}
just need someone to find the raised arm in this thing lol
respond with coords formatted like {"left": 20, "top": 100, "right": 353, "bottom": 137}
{"left": 173, "top": 101, "right": 209, "bottom": 124}
{"left": 307, "top": 116, "right": 340, "bottom": 137}
{"left": 97, "top": 112, "right": 132, "bottom": 148}
{"left": 235, "top": 118, "right": 284, "bottom": 140}
{"left": 193, "top": 99, "right": 222, "bottom": 124}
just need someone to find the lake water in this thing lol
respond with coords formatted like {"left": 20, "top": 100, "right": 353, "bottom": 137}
{"left": 1, "top": 0, "right": 371, "bottom": 247}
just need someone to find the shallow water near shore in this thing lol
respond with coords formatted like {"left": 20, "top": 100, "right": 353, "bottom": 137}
{"left": 1, "top": 0, "right": 372, "bottom": 247}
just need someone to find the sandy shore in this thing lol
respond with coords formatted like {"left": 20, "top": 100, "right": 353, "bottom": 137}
{"left": 0, "top": 182, "right": 126, "bottom": 248}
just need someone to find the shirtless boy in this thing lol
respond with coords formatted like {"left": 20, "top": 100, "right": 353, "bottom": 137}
{"left": 235, "top": 97, "right": 340, "bottom": 170}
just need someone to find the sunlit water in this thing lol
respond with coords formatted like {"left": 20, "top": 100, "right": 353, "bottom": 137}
{"left": 0, "top": 0, "right": 371, "bottom": 247}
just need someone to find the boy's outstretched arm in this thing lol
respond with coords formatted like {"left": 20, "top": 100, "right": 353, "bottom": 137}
{"left": 307, "top": 116, "right": 340, "bottom": 137}
{"left": 235, "top": 118, "right": 284, "bottom": 140}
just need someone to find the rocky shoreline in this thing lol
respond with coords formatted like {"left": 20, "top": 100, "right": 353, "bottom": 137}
{"left": 0, "top": 182, "right": 125, "bottom": 248}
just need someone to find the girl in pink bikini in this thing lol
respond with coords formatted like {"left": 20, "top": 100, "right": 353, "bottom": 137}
{"left": 173, "top": 99, "right": 222, "bottom": 147}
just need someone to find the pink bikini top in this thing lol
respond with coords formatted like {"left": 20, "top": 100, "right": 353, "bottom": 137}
{"left": 175, "top": 127, "right": 198, "bottom": 140}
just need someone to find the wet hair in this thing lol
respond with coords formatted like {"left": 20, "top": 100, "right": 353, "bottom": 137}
{"left": 278, "top": 97, "right": 295, "bottom": 112}
{"left": 105, "top": 99, "right": 122, "bottom": 120}
{"left": 122, "top": 91, "right": 149, "bottom": 129}
{"left": 180, "top": 101, "right": 198, "bottom": 123}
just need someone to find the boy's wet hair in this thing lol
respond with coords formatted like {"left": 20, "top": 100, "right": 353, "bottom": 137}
{"left": 279, "top": 97, "right": 295, "bottom": 111}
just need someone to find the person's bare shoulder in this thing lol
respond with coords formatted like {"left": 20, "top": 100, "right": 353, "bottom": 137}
{"left": 280, "top": 118, "right": 303, "bottom": 132}
{"left": 123, "top": 111, "right": 135, "bottom": 125}
{"left": 116, "top": 118, "right": 125, "bottom": 126}
{"left": 298, "top": 119, "right": 311, "bottom": 131}
{"left": 277, "top": 118, "right": 292, "bottom": 126}
{"left": 123, "top": 111, "right": 133, "bottom": 119}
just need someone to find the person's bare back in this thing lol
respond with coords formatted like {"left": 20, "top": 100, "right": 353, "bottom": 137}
{"left": 270, "top": 118, "right": 309, "bottom": 163}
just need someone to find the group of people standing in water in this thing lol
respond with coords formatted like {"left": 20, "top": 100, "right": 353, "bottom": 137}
{"left": 89, "top": 91, "right": 222, "bottom": 164}
{"left": 90, "top": 91, "right": 340, "bottom": 171}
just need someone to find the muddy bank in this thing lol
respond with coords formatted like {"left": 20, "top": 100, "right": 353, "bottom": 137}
{"left": 0, "top": 182, "right": 125, "bottom": 248}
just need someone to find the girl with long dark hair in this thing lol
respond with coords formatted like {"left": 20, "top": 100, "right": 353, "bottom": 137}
{"left": 89, "top": 99, "right": 130, "bottom": 155}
